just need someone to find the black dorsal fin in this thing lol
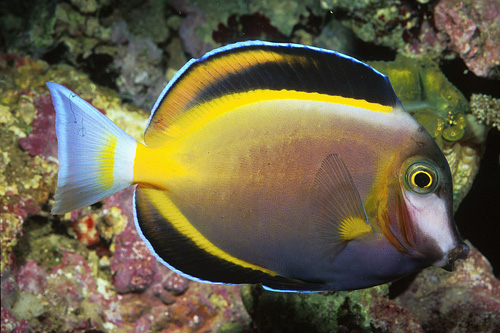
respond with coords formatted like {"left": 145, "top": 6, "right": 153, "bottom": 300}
{"left": 144, "top": 41, "right": 399, "bottom": 147}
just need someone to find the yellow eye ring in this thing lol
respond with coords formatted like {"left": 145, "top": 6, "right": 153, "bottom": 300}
{"left": 411, "top": 170, "right": 433, "bottom": 188}
{"left": 405, "top": 162, "right": 439, "bottom": 194}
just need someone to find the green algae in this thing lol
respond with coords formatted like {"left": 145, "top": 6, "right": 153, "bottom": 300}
{"left": 241, "top": 284, "right": 388, "bottom": 332}
{"left": 179, "top": 0, "right": 322, "bottom": 51}
{"left": 320, "top": 0, "right": 417, "bottom": 51}
{"left": 369, "top": 54, "right": 470, "bottom": 149}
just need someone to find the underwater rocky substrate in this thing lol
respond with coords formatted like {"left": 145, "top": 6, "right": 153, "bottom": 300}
{"left": 2, "top": 0, "right": 500, "bottom": 330}
{"left": 1, "top": 52, "right": 499, "bottom": 332}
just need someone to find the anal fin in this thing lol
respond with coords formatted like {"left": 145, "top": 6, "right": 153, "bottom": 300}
{"left": 133, "top": 186, "right": 274, "bottom": 285}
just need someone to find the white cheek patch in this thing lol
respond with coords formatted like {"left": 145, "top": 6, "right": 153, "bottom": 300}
{"left": 404, "top": 192, "right": 456, "bottom": 254}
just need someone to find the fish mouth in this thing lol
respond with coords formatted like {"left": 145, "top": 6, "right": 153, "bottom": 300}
{"left": 436, "top": 242, "right": 469, "bottom": 272}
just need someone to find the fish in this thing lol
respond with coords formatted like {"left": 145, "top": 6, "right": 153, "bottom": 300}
{"left": 47, "top": 40, "right": 469, "bottom": 292}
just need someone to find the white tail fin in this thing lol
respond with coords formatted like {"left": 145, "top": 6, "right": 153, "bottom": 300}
{"left": 47, "top": 82, "right": 137, "bottom": 214}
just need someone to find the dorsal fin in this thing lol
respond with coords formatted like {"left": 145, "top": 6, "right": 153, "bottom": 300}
{"left": 145, "top": 41, "right": 400, "bottom": 147}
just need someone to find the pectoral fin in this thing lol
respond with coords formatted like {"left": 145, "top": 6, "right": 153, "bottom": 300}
{"left": 309, "top": 154, "right": 373, "bottom": 254}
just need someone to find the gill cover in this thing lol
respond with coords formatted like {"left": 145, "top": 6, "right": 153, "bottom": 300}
{"left": 396, "top": 154, "right": 468, "bottom": 266}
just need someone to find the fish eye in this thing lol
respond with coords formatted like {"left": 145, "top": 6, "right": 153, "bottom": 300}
{"left": 405, "top": 162, "right": 439, "bottom": 194}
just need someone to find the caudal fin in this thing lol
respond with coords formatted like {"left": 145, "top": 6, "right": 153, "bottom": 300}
{"left": 47, "top": 82, "right": 137, "bottom": 214}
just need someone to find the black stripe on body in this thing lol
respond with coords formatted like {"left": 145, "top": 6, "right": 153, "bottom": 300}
{"left": 134, "top": 187, "right": 328, "bottom": 291}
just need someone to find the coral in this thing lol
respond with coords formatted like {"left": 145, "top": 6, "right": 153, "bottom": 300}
{"left": 321, "top": 0, "right": 500, "bottom": 79}
{"left": 68, "top": 214, "right": 100, "bottom": 247}
{"left": 20, "top": 0, "right": 112, "bottom": 60}
{"left": 0, "top": 0, "right": 174, "bottom": 110}
{"left": 311, "top": 18, "right": 356, "bottom": 56}
{"left": 121, "top": 0, "right": 171, "bottom": 44}
{"left": 368, "top": 297, "right": 423, "bottom": 332}
{"left": 320, "top": 0, "right": 439, "bottom": 54}
{"left": 1, "top": 271, "right": 29, "bottom": 333}
{"left": 109, "top": 21, "right": 166, "bottom": 109}
{"left": 171, "top": 0, "right": 322, "bottom": 57}
{"left": 0, "top": 214, "right": 24, "bottom": 272}
{"left": 470, "top": 93, "right": 500, "bottom": 129}
{"left": 110, "top": 221, "right": 157, "bottom": 294}
{"left": 0, "top": 57, "right": 57, "bottom": 274}
{"left": 241, "top": 283, "right": 423, "bottom": 331}
{"left": 434, "top": 0, "right": 500, "bottom": 79}
{"left": 396, "top": 243, "right": 500, "bottom": 331}
{"left": 369, "top": 55, "right": 487, "bottom": 210}
{"left": 18, "top": 94, "right": 58, "bottom": 160}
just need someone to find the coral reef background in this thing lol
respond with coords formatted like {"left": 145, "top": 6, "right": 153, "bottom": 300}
{"left": 1, "top": 0, "right": 499, "bottom": 331}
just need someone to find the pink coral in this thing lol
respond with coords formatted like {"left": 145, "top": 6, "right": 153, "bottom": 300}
{"left": 163, "top": 270, "right": 189, "bottom": 295}
{"left": 396, "top": 243, "right": 500, "bottom": 331}
{"left": 1, "top": 306, "right": 29, "bottom": 332}
{"left": 18, "top": 94, "right": 58, "bottom": 160}
{"left": 434, "top": 0, "right": 500, "bottom": 78}
{"left": 110, "top": 221, "right": 158, "bottom": 293}
{"left": 17, "top": 261, "right": 47, "bottom": 294}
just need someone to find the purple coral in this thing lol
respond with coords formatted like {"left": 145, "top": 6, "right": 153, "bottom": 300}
{"left": 162, "top": 270, "right": 189, "bottom": 296}
{"left": 110, "top": 221, "right": 157, "bottom": 293}
{"left": 17, "top": 261, "right": 47, "bottom": 294}
{"left": 18, "top": 94, "right": 58, "bottom": 161}
{"left": 434, "top": 0, "right": 500, "bottom": 79}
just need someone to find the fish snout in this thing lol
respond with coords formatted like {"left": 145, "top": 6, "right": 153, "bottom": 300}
{"left": 440, "top": 242, "right": 469, "bottom": 272}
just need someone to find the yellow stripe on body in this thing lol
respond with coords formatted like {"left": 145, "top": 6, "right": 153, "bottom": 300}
{"left": 143, "top": 187, "right": 278, "bottom": 276}
{"left": 135, "top": 88, "right": 393, "bottom": 187}
{"left": 147, "top": 50, "right": 296, "bottom": 134}
{"left": 97, "top": 135, "right": 118, "bottom": 190}
{"left": 165, "top": 89, "right": 393, "bottom": 141}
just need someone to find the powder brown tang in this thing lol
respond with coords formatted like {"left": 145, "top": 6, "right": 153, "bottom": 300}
{"left": 47, "top": 41, "right": 468, "bottom": 292}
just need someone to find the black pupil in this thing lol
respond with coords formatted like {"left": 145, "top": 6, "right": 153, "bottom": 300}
{"left": 415, "top": 172, "right": 431, "bottom": 188}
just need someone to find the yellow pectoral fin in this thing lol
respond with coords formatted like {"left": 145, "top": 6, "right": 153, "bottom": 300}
{"left": 339, "top": 216, "right": 373, "bottom": 241}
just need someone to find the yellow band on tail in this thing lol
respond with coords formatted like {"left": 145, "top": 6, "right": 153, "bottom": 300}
{"left": 98, "top": 135, "right": 118, "bottom": 191}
